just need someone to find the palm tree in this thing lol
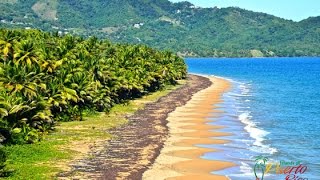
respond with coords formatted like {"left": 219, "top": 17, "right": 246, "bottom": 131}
{"left": 13, "top": 40, "right": 41, "bottom": 67}
{"left": 0, "top": 29, "right": 19, "bottom": 61}
{"left": 254, "top": 155, "right": 269, "bottom": 180}
{"left": 0, "top": 28, "right": 187, "bottom": 144}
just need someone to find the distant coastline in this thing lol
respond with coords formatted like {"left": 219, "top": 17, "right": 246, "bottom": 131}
{"left": 2, "top": 1, "right": 320, "bottom": 58}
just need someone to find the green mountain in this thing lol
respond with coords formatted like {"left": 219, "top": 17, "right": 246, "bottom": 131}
{"left": 1, "top": 0, "right": 320, "bottom": 57}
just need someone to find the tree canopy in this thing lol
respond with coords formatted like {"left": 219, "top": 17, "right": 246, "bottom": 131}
{"left": 0, "top": 28, "right": 186, "bottom": 145}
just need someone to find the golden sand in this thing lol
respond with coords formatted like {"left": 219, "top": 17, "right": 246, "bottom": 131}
{"left": 142, "top": 76, "right": 235, "bottom": 180}
{"left": 174, "top": 138, "right": 229, "bottom": 147}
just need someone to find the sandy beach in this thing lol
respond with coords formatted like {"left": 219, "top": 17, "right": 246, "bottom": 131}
{"left": 58, "top": 75, "right": 216, "bottom": 179}
{"left": 143, "top": 76, "right": 235, "bottom": 180}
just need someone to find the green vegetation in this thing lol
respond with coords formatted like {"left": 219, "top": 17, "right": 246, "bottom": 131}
{"left": 1, "top": 81, "right": 184, "bottom": 179}
{"left": 0, "top": 28, "right": 186, "bottom": 178}
{"left": 0, "top": 28, "right": 186, "bottom": 145}
{"left": 0, "top": 147, "right": 6, "bottom": 176}
{"left": 0, "top": 0, "right": 319, "bottom": 57}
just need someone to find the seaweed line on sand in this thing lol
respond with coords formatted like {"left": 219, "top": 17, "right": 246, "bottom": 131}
{"left": 57, "top": 74, "right": 212, "bottom": 180}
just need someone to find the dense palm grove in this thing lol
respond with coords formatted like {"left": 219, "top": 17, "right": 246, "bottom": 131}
{"left": 0, "top": 29, "right": 187, "bottom": 145}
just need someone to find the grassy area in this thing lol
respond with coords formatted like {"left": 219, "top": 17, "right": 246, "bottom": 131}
{"left": 2, "top": 81, "right": 185, "bottom": 179}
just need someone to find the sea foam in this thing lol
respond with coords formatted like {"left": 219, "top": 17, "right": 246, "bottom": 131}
{"left": 238, "top": 112, "right": 277, "bottom": 154}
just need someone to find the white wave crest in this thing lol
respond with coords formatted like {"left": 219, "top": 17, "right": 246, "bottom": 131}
{"left": 238, "top": 112, "right": 277, "bottom": 154}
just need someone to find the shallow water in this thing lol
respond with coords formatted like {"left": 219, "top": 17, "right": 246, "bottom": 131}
{"left": 186, "top": 57, "right": 320, "bottom": 179}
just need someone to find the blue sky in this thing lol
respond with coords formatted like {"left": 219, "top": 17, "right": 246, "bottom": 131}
{"left": 169, "top": 0, "right": 320, "bottom": 21}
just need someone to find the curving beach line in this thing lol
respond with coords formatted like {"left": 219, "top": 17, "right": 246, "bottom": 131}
{"left": 143, "top": 76, "right": 236, "bottom": 180}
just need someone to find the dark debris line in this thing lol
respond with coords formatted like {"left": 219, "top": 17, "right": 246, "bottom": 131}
{"left": 58, "top": 75, "right": 212, "bottom": 180}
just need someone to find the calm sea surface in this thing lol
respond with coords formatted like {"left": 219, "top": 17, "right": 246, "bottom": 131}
{"left": 186, "top": 57, "right": 320, "bottom": 179}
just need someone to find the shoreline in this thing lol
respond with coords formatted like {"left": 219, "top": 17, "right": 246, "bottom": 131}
{"left": 58, "top": 75, "right": 213, "bottom": 179}
{"left": 143, "top": 76, "right": 235, "bottom": 179}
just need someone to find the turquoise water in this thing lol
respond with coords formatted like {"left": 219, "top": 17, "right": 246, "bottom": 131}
{"left": 186, "top": 57, "right": 320, "bottom": 179}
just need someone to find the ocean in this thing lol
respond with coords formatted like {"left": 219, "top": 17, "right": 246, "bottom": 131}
{"left": 186, "top": 57, "right": 320, "bottom": 180}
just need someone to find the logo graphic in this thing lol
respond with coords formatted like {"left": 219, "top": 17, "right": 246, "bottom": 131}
{"left": 254, "top": 155, "right": 269, "bottom": 180}
{"left": 253, "top": 156, "right": 309, "bottom": 180}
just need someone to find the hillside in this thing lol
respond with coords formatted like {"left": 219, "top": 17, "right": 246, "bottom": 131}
{"left": 0, "top": 0, "right": 320, "bottom": 57}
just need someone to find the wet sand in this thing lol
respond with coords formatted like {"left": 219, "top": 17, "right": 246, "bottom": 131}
{"left": 143, "top": 76, "right": 235, "bottom": 180}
